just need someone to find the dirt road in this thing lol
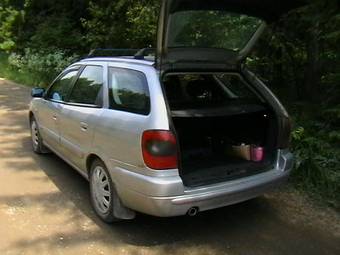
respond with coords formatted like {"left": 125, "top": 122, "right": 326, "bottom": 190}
{"left": 0, "top": 79, "right": 339, "bottom": 255}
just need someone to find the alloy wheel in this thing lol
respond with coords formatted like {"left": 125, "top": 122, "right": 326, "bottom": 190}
{"left": 91, "top": 166, "right": 112, "bottom": 215}
{"left": 31, "top": 121, "right": 39, "bottom": 148}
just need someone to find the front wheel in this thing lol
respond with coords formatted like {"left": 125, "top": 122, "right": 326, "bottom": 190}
{"left": 30, "top": 118, "right": 49, "bottom": 154}
{"left": 89, "top": 159, "right": 121, "bottom": 223}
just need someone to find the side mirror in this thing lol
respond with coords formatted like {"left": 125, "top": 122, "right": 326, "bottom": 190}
{"left": 31, "top": 88, "right": 45, "bottom": 98}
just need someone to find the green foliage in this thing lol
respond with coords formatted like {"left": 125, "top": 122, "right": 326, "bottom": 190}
{"left": 0, "top": 0, "right": 88, "bottom": 53}
{"left": 82, "top": 0, "right": 130, "bottom": 48}
{"left": 5, "top": 49, "right": 78, "bottom": 86}
{"left": 28, "top": 15, "right": 85, "bottom": 52}
{"left": 125, "top": 1, "right": 159, "bottom": 47}
{"left": 0, "top": 52, "right": 34, "bottom": 85}
{"left": 83, "top": 0, "right": 158, "bottom": 49}
{"left": 291, "top": 121, "right": 340, "bottom": 208}
{"left": 0, "top": 6, "right": 24, "bottom": 51}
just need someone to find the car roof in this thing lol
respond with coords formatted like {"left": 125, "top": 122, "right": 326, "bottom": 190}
{"left": 79, "top": 57, "right": 155, "bottom": 67}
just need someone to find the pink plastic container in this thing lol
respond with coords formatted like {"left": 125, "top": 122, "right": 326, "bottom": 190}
{"left": 251, "top": 146, "right": 264, "bottom": 162}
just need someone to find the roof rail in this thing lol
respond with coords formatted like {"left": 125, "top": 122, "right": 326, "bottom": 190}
{"left": 87, "top": 48, "right": 155, "bottom": 60}
{"left": 88, "top": 48, "right": 139, "bottom": 57}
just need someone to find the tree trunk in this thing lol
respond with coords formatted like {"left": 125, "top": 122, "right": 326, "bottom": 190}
{"left": 303, "top": 25, "right": 322, "bottom": 103}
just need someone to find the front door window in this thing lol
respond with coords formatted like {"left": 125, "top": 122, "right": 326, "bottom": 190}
{"left": 47, "top": 70, "right": 79, "bottom": 102}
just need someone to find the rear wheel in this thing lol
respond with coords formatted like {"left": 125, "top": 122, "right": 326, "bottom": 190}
{"left": 89, "top": 159, "right": 121, "bottom": 223}
{"left": 30, "top": 118, "right": 49, "bottom": 154}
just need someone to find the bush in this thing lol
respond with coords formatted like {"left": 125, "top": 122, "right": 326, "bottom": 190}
{"left": 8, "top": 48, "right": 78, "bottom": 86}
{"left": 291, "top": 122, "right": 340, "bottom": 208}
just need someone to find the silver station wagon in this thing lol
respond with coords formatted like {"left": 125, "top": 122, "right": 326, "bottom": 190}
{"left": 29, "top": 0, "right": 301, "bottom": 222}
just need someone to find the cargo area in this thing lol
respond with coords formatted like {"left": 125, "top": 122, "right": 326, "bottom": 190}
{"left": 163, "top": 73, "right": 278, "bottom": 187}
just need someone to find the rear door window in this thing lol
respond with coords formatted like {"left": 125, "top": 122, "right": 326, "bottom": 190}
{"left": 47, "top": 70, "right": 79, "bottom": 102}
{"left": 68, "top": 66, "right": 104, "bottom": 106}
{"left": 109, "top": 67, "right": 150, "bottom": 115}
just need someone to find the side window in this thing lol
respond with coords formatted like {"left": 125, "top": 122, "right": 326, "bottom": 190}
{"left": 68, "top": 66, "right": 104, "bottom": 106}
{"left": 109, "top": 68, "right": 150, "bottom": 115}
{"left": 47, "top": 70, "right": 79, "bottom": 102}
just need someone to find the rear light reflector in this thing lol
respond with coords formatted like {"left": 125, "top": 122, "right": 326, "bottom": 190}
{"left": 142, "top": 130, "right": 178, "bottom": 170}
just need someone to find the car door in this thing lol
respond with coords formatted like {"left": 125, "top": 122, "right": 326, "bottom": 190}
{"left": 93, "top": 65, "right": 152, "bottom": 173}
{"left": 59, "top": 64, "right": 105, "bottom": 171}
{"left": 38, "top": 68, "right": 80, "bottom": 151}
{"left": 156, "top": 0, "right": 304, "bottom": 73}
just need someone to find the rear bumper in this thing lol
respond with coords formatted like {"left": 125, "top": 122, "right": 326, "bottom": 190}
{"left": 111, "top": 150, "right": 293, "bottom": 217}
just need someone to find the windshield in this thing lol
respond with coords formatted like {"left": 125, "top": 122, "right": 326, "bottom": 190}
{"left": 167, "top": 11, "right": 262, "bottom": 51}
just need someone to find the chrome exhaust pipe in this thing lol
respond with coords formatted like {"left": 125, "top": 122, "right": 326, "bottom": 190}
{"left": 187, "top": 207, "right": 199, "bottom": 217}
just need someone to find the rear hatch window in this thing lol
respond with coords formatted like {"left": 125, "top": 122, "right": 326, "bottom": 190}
{"left": 168, "top": 11, "right": 262, "bottom": 51}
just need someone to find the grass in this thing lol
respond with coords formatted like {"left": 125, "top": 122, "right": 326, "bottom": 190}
{"left": 0, "top": 52, "right": 36, "bottom": 87}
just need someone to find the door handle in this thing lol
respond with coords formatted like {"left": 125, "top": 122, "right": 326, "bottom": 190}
{"left": 80, "top": 122, "right": 88, "bottom": 131}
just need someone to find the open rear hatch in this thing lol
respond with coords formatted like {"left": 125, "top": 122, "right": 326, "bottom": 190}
{"left": 156, "top": 0, "right": 305, "bottom": 73}
{"left": 157, "top": 0, "right": 303, "bottom": 187}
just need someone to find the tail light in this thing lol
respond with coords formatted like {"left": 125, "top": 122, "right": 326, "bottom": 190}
{"left": 142, "top": 130, "right": 178, "bottom": 170}
{"left": 277, "top": 116, "right": 292, "bottom": 149}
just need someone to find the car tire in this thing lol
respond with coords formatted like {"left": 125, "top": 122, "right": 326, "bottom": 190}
{"left": 90, "top": 159, "right": 121, "bottom": 223}
{"left": 30, "top": 117, "right": 50, "bottom": 154}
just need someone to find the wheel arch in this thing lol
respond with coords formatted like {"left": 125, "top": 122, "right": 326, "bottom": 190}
{"left": 86, "top": 153, "right": 107, "bottom": 177}
{"left": 86, "top": 153, "right": 136, "bottom": 220}
{"left": 29, "top": 111, "right": 34, "bottom": 123}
